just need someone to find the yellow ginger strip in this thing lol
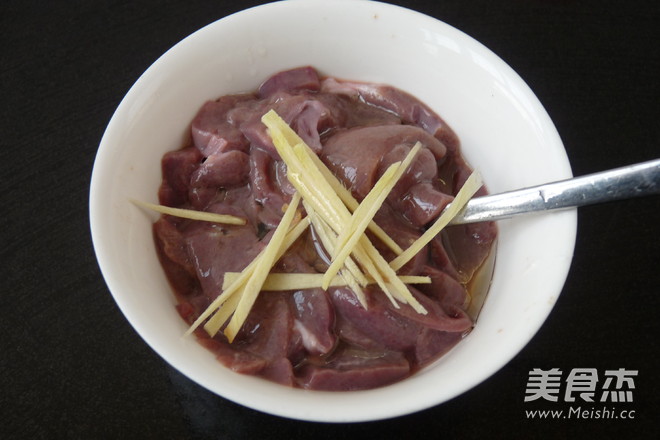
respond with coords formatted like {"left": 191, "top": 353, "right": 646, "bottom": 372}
{"left": 291, "top": 142, "right": 424, "bottom": 311}
{"left": 201, "top": 216, "right": 310, "bottom": 336}
{"left": 202, "top": 291, "right": 241, "bottom": 336}
{"left": 299, "top": 142, "right": 404, "bottom": 255}
{"left": 304, "top": 201, "right": 368, "bottom": 308}
{"left": 186, "top": 215, "right": 310, "bottom": 336}
{"left": 360, "top": 237, "right": 427, "bottom": 313}
{"left": 263, "top": 109, "right": 403, "bottom": 254}
{"left": 284, "top": 148, "right": 348, "bottom": 227}
{"left": 264, "top": 111, "right": 344, "bottom": 219}
{"left": 322, "top": 142, "right": 422, "bottom": 289}
{"left": 288, "top": 147, "right": 399, "bottom": 307}
{"left": 266, "top": 127, "right": 360, "bottom": 265}
{"left": 222, "top": 192, "right": 302, "bottom": 342}
{"left": 304, "top": 201, "right": 368, "bottom": 286}
{"left": 390, "top": 170, "right": 484, "bottom": 271}
{"left": 321, "top": 161, "right": 401, "bottom": 289}
{"left": 354, "top": 238, "right": 401, "bottom": 308}
{"left": 222, "top": 272, "right": 431, "bottom": 290}
{"left": 131, "top": 199, "right": 246, "bottom": 225}
{"left": 265, "top": 110, "right": 424, "bottom": 312}
{"left": 265, "top": 110, "right": 410, "bottom": 308}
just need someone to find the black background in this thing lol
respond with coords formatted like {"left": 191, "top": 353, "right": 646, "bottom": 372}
{"left": 2, "top": 0, "right": 659, "bottom": 438}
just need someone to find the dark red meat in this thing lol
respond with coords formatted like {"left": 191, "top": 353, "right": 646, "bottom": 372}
{"left": 153, "top": 66, "right": 497, "bottom": 391}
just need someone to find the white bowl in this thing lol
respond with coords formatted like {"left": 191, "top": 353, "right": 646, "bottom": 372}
{"left": 90, "top": 0, "right": 575, "bottom": 422}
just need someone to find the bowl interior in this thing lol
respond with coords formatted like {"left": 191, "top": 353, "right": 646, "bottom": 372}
{"left": 90, "top": 0, "right": 576, "bottom": 422}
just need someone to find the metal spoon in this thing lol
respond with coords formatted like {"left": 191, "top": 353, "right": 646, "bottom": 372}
{"left": 449, "top": 158, "right": 660, "bottom": 225}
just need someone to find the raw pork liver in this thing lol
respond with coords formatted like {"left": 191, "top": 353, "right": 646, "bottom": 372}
{"left": 153, "top": 66, "right": 496, "bottom": 391}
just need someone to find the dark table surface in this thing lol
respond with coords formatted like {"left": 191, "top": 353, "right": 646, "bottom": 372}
{"left": 2, "top": 0, "right": 659, "bottom": 438}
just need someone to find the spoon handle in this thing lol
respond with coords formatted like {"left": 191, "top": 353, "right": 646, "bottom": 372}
{"left": 450, "top": 158, "right": 660, "bottom": 225}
